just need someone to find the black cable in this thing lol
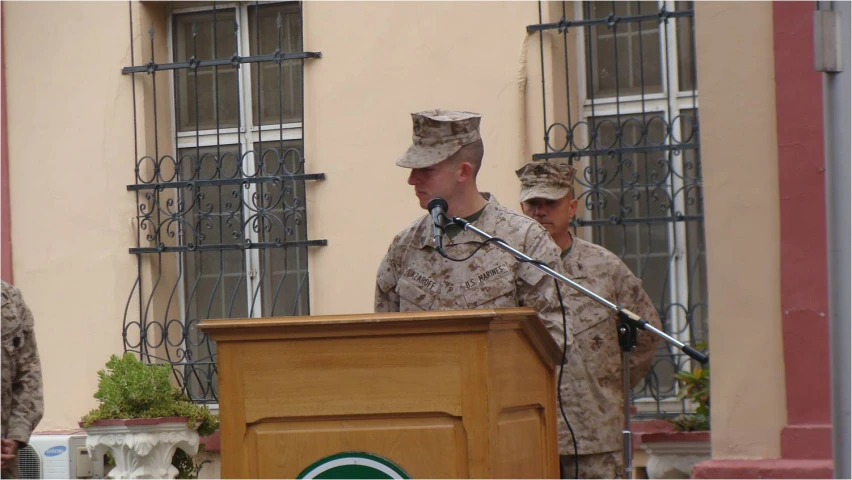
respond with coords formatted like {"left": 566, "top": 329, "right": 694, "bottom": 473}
{"left": 436, "top": 237, "right": 507, "bottom": 263}
{"left": 519, "top": 259, "right": 580, "bottom": 479}
{"left": 554, "top": 278, "right": 580, "bottom": 480}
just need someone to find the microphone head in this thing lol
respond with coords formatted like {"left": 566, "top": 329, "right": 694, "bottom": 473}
{"left": 428, "top": 197, "right": 448, "bottom": 211}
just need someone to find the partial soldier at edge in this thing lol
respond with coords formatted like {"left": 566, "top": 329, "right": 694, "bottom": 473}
{"left": 1, "top": 281, "right": 44, "bottom": 479}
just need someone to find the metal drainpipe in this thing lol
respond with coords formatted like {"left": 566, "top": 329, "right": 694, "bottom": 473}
{"left": 815, "top": 1, "right": 851, "bottom": 477}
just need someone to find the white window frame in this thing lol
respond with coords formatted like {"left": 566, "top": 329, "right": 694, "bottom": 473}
{"left": 573, "top": 0, "right": 701, "bottom": 415}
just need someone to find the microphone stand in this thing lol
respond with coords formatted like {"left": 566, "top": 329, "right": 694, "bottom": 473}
{"left": 447, "top": 216, "right": 708, "bottom": 479}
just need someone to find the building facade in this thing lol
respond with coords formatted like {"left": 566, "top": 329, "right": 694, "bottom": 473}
{"left": 1, "top": 1, "right": 837, "bottom": 477}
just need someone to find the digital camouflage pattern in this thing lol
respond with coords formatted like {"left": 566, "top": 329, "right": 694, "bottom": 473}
{"left": 395, "top": 110, "right": 482, "bottom": 169}
{"left": 516, "top": 161, "right": 576, "bottom": 203}
{"left": 560, "top": 450, "right": 624, "bottom": 479}
{"left": 557, "top": 237, "right": 661, "bottom": 456}
{"left": 1, "top": 281, "right": 44, "bottom": 479}
{"left": 375, "top": 194, "right": 573, "bottom": 349}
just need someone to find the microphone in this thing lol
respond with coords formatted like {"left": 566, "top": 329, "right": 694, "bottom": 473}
{"left": 427, "top": 197, "right": 448, "bottom": 252}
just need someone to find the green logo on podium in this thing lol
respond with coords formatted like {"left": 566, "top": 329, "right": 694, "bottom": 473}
{"left": 297, "top": 452, "right": 410, "bottom": 479}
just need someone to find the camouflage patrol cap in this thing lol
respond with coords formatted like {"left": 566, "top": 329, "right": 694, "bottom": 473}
{"left": 515, "top": 161, "right": 576, "bottom": 203}
{"left": 396, "top": 109, "right": 482, "bottom": 168}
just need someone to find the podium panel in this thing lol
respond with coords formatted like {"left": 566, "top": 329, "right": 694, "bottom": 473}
{"left": 200, "top": 308, "right": 561, "bottom": 478}
{"left": 496, "top": 408, "right": 547, "bottom": 478}
{"left": 251, "top": 416, "right": 468, "bottom": 478}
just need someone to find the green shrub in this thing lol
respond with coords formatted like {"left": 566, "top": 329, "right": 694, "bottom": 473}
{"left": 81, "top": 353, "right": 219, "bottom": 478}
{"left": 669, "top": 412, "right": 710, "bottom": 431}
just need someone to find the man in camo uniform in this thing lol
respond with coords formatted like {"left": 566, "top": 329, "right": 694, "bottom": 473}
{"left": 375, "top": 109, "right": 572, "bottom": 352}
{"left": 1, "top": 281, "right": 44, "bottom": 479}
{"left": 517, "top": 162, "right": 662, "bottom": 479}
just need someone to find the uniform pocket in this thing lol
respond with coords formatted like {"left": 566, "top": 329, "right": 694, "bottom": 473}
{"left": 397, "top": 276, "right": 437, "bottom": 311}
{"left": 563, "top": 277, "right": 613, "bottom": 336}
{"left": 463, "top": 274, "right": 516, "bottom": 309}
{"left": 575, "top": 318, "right": 622, "bottom": 385}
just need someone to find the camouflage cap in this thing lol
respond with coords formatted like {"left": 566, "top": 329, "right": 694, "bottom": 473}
{"left": 515, "top": 161, "right": 576, "bottom": 202}
{"left": 396, "top": 109, "right": 482, "bottom": 168}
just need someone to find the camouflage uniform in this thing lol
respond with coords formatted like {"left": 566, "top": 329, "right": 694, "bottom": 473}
{"left": 1, "top": 281, "right": 44, "bottom": 479}
{"left": 376, "top": 192, "right": 569, "bottom": 345}
{"left": 560, "top": 450, "right": 623, "bottom": 479}
{"left": 516, "top": 162, "right": 661, "bottom": 479}
{"left": 376, "top": 109, "right": 572, "bottom": 348}
{"left": 558, "top": 237, "right": 661, "bottom": 477}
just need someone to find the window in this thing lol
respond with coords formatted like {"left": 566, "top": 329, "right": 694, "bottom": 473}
{"left": 577, "top": 1, "right": 706, "bottom": 414}
{"left": 528, "top": 0, "right": 705, "bottom": 416}
{"left": 123, "top": 1, "right": 324, "bottom": 404}
{"left": 172, "top": 2, "right": 312, "bottom": 401}
{"left": 585, "top": 1, "right": 663, "bottom": 97}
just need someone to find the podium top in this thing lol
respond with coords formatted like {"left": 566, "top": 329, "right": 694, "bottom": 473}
{"left": 198, "top": 307, "right": 562, "bottom": 367}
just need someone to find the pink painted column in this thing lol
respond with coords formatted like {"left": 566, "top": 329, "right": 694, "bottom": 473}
{"left": 694, "top": 2, "right": 832, "bottom": 477}
{"left": 773, "top": 0, "right": 832, "bottom": 462}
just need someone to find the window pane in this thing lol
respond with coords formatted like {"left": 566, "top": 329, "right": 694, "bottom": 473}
{"left": 585, "top": 1, "right": 662, "bottom": 98}
{"left": 248, "top": 3, "right": 304, "bottom": 125}
{"left": 178, "top": 145, "right": 246, "bottom": 246}
{"left": 173, "top": 10, "right": 240, "bottom": 131}
{"left": 588, "top": 114, "right": 677, "bottom": 400}
{"left": 251, "top": 140, "right": 310, "bottom": 317}
{"left": 589, "top": 115, "right": 671, "bottom": 224}
{"left": 178, "top": 143, "right": 246, "bottom": 403}
{"left": 676, "top": 1, "right": 696, "bottom": 92}
{"left": 180, "top": 143, "right": 251, "bottom": 318}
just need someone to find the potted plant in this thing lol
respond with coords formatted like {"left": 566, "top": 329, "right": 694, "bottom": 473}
{"left": 670, "top": 366, "right": 710, "bottom": 432}
{"left": 641, "top": 364, "right": 711, "bottom": 479}
{"left": 80, "top": 353, "right": 218, "bottom": 479}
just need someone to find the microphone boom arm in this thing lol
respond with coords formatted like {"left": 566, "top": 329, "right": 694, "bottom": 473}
{"left": 449, "top": 216, "right": 708, "bottom": 364}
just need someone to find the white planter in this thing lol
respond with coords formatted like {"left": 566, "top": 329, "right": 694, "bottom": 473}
{"left": 641, "top": 431, "right": 711, "bottom": 479}
{"left": 83, "top": 417, "right": 200, "bottom": 479}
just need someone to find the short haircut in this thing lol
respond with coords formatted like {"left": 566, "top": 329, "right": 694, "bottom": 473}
{"left": 447, "top": 139, "right": 484, "bottom": 178}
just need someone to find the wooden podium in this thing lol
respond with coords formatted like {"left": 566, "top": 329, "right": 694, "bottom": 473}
{"left": 199, "top": 308, "right": 561, "bottom": 478}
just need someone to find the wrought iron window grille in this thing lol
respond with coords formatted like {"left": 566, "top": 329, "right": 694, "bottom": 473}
{"left": 122, "top": 1, "right": 324, "bottom": 403}
{"left": 528, "top": 1, "right": 707, "bottom": 419}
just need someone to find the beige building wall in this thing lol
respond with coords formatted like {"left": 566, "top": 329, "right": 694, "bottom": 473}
{"left": 4, "top": 1, "right": 140, "bottom": 431}
{"left": 694, "top": 2, "right": 786, "bottom": 459}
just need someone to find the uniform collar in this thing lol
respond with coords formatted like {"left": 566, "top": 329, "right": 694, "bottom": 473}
{"left": 561, "top": 234, "right": 589, "bottom": 278}
{"left": 419, "top": 193, "right": 499, "bottom": 249}
{"left": 560, "top": 232, "right": 575, "bottom": 259}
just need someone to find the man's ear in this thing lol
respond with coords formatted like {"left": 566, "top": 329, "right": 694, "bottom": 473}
{"left": 458, "top": 161, "right": 474, "bottom": 182}
{"left": 568, "top": 196, "right": 580, "bottom": 218}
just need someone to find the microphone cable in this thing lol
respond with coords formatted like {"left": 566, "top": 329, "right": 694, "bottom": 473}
{"left": 554, "top": 277, "right": 580, "bottom": 479}
{"left": 435, "top": 236, "right": 505, "bottom": 263}
{"left": 522, "top": 257, "right": 580, "bottom": 480}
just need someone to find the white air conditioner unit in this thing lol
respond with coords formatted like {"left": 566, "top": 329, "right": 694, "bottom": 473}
{"left": 18, "top": 432, "right": 104, "bottom": 479}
